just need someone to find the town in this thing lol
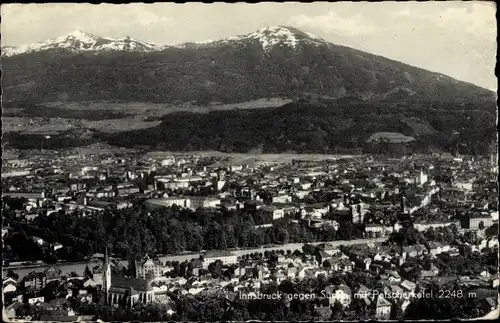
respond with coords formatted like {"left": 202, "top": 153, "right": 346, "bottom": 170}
{"left": 2, "top": 148, "right": 498, "bottom": 321}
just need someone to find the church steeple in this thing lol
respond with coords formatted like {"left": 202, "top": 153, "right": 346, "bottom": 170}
{"left": 103, "top": 246, "right": 111, "bottom": 303}
{"left": 400, "top": 188, "right": 407, "bottom": 215}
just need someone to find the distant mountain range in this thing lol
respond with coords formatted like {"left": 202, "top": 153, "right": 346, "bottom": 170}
{"left": 2, "top": 26, "right": 494, "bottom": 104}
{"left": 1, "top": 27, "right": 327, "bottom": 57}
{"left": 1, "top": 30, "right": 164, "bottom": 57}
{"left": 1, "top": 26, "right": 496, "bottom": 155}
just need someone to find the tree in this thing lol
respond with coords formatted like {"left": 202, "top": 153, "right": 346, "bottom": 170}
{"left": 478, "top": 221, "right": 485, "bottom": 230}
{"left": 390, "top": 301, "right": 403, "bottom": 320}
{"left": 84, "top": 265, "right": 93, "bottom": 278}
{"left": 7, "top": 269, "right": 19, "bottom": 280}
{"left": 426, "top": 227, "right": 437, "bottom": 240}
{"left": 331, "top": 301, "right": 344, "bottom": 320}
{"left": 485, "top": 223, "right": 498, "bottom": 237}
{"left": 208, "top": 260, "right": 223, "bottom": 278}
{"left": 179, "top": 261, "right": 188, "bottom": 278}
{"left": 302, "top": 244, "right": 316, "bottom": 255}
{"left": 350, "top": 297, "right": 372, "bottom": 320}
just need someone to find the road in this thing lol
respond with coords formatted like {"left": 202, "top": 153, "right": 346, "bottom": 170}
{"left": 3, "top": 237, "right": 387, "bottom": 278}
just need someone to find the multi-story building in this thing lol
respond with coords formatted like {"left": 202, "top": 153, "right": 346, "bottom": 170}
{"left": 459, "top": 214, "right": 495, "bottom": 230}
{"left": 351, "top": 202, "right": 367, "bottom": 223}
{"left": 45, "top": 266, "right": 62, "bottom": 282}
{"left": 454, "top": 181, "right": 473, "bottom": 191}
{"left": 469, "top": 215, "right": 494, "bottom": 230}
{"left": 202, "top": 250, "right": 237, "bottom": 268}
{"left": 144, "top": 196, "right": 221, "bottom": 211}
{"left": 135, "top": 256, "right": 162, "bottom": 279}
{"left": 102, "top": 250, "right": 156, "bottom": 308}
{"left": 413, "top": 220, "right": 461, "bottom": 232}
{"left": 262, "top": 205, "right": 285, "bottom": 220}
{"left": 272, "top": 195, "right": 292, "bottom": 204}
{"left": 375, "top": 295, "right": 392, "bottom": 319}
{"left": 22, "top": 272, "right": 47, "bottom": 290}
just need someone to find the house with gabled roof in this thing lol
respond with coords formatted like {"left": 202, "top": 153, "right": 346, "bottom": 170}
{"left": 3, "top": 277, "right": 17, "bottom": 294}
{"left": 427, "top": 241, "right": 443, "bottom": 256}
{"left": 400, "top": 279, "right": 416, "bottom": 293}
{"left": 387, "top": 270, "right": 401, "bottom": 283}
{"left": 375, "top": 294, "right": 392, "bottom": 319}
{"left": 340, "top": 258, "right": 353, "bottom": 273}
{"left": 421, "top": 270, "right": 436, "bottom": 278}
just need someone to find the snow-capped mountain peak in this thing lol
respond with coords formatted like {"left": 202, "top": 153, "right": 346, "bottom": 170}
{"left": 244, "top": 26, "right": 324, "bottom": 51}
{"left": 64, "top": 30, "right": 98, "bottom": 42}
{"left": 1, "top": 26, "right": 325, "bottom": 57}
{"left": 171, "top": 26, "right": 325, "bottom": 51}
{"left": 246, "top": 26, "right": 299, "bottom": 51}
{"left": 1, "top": 30, "right": 163, "bottom": 57}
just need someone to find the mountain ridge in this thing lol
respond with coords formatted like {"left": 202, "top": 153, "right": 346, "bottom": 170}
{"left": 2, "top": 26, "right": 493, "bottom": 95}
{"left": 2, "top": 26, "right": 494, "bottom": 105}
{"left": 1, "top": 29, "right": 164, "bottom": 57}
{"left": 1, "top": 26, "right": 495, "bottom": 155}
{"left": 1, "top": 26, "right": 327, "bottom": 57}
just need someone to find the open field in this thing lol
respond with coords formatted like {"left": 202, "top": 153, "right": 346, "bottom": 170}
{"left": 2, "top": 117, "right": 77, "bottom": 134}
{"left": 3, "top": 98, "right": 292, "bottom": 135}
{"left": 41, "top": 97, "right": 292, "bottom": 117}
{"left": 62, "top": 143, "right": 138, "bottom": 155}
{"left": 366, "top": 132, "right": 416, "bottom": 143}
{"left": 2, "top": 116, "right": 161, "bottom": 134}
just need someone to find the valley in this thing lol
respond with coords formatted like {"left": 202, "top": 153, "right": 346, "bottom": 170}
{"left": 1, "top": 5, "right": 498, "bottom": 322}
{"left": 1, "top": 26, "right": 496, "bottom": 155}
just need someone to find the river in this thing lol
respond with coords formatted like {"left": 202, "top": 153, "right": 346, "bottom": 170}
{"left": 3, "top": 237, "right": 387, "bottom": 278}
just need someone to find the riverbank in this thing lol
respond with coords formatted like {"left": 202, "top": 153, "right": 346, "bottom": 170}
{"left": 3, "top": 237, "right": 387, "bottom": 278}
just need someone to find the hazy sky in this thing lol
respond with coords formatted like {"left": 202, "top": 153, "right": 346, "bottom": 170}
{"left": 1, "top": 2, "right": 497, "bottom": 90}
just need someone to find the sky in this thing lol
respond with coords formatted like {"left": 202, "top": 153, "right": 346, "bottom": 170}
{"left": 1, "top": 2, "right": 497, "bottom": 90}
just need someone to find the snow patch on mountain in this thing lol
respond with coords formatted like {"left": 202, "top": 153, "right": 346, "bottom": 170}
{"left": 1, "top": 30, "right": 163, "bottom": 57}
{"left": 238, "top": 26, "right": 325, "bottom": 51}
{"left": 65, "top": 30, "right": 98, "bottom": 44}
{"left": 246, "top": 26, "right": 300, "bottom": 51}
{"left": 172, "top": 26, "right": 326, "bottom": 52}
{"left": 195, "top": 39, "right": 215, "bottom": 45}
{"left": 2, "top": 26, "right": 325, "bottom": 57}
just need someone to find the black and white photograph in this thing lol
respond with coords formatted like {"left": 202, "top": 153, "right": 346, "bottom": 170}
{"left": 1, "top": 2, "right": 498, "bottom": 321}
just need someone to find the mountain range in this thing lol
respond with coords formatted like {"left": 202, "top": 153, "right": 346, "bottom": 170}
{"left": 1, "top": 26, "right": 496, "bottom": 154}
{"left": 2, "top": 27, "right": 326, "bottom": 57}
{"left": 1, "top": 30, "right": 164, "bottom": 57}
{"left": 2, "top": 26, "right": 494, "bottom": 103}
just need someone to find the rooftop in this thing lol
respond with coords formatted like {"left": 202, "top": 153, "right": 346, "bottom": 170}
{"left": 111, "top": 275, "right": 150, "bottom": 291}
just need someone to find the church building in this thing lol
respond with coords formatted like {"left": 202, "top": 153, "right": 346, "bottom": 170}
{"left": 103, "top": 249, "right": 156, "bottom": 307}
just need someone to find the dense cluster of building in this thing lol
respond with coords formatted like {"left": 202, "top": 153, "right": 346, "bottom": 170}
{"left": 2, "top": 149, "right": 498, "bottom": 320}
